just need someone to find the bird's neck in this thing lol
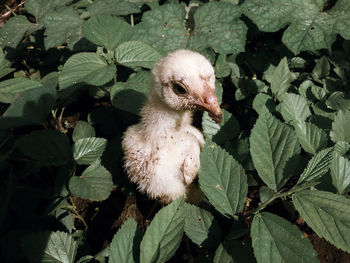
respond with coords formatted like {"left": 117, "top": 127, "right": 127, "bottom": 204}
{"left": 140, "top": 94, "right": 193, "bottom": 137}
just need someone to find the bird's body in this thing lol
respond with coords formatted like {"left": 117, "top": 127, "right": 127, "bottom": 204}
{"left": 122, "top": 50, "right": 222, "bottom": 203}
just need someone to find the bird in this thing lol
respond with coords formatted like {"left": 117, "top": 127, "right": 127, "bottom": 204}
{"left": 122, "top": 49, "right": 222, "bottom": 204}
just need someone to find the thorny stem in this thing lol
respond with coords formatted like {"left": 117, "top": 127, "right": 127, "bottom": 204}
{"left": 69, "top": 197, "right": 88, "bottom": 230}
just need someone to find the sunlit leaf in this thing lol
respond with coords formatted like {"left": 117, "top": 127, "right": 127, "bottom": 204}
{"left": 242, "top": 0, "right": 350, "bottom": 54}
{"left": 199, "top": 140, "right": 248, "bottom": 218}
{"left": 188, "top": 2, "right": 247, "bottom": 55}
{"left": 202, "top": 109, "right": 240, "bottom": 145}
{"left": 72, "top": 121, "right": 96, "bottom": 142}
{"left": 330, "top": 153, "right": 350, "bottom": 194}
{"left": 298, "top": 147, "right": 333, "bottom": 184}
{"left": 0, "top": 78, "right": 43, "bottom": 103}
{"left": 140, "top": 197, "right": 185, "bottom": 263}
{"left": 265, "top": 58, "right": 296, "bottom": 99}
{"left": 59, "top": 52, "right": 116, "bottom": 89}
{"left": 184, "top": 204, "right": 221, "bottom": 248}
{"left": 115, "top": 41, "right": 162, "bottom": 69}
{"left": 280, "top": 93, "right": 311, "bottom": 124}
{"left": 25, "top": 0, "right": 69, "bottom": 23}
{"left": 43, "top": 8, "right": 83, "bottom": 49}
{"left": 87, "top": 0, "right": 140, "bottom": 17}
{"left": 82, "top": 16, "right": 133, "bottom": 50}
{"left": 109, "top": 218, "right": 142, "bottom": 263}
{"left": 331, "top": 110, "right": 350, "bottom": 143}
{"left": 250, "top": 109, "right": 299, "bottom": 190}
{"left": 294, "top": 121, "right": 328, "bottom": 155}
{"left": 69, "top": 160, "right": 113, "bottom": 201}
{"left": 73, "top": 137, "right": 107, "bottom": 165}
{"left": 251, "top": 212, "right": 318, "bottom": 263}
{"left": 133, "top": 4, "right": 188, "bottom": 54}
{"left": 293, "top": 190, "right": 350, "bottom": 253}
{"left": 0, "top": 16, "right": 40, "bottom": 48}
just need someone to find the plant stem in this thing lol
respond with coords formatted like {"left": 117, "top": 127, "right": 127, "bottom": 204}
{"left": 252, "top": 181, "right": 320, "bottom": 215}
{"left": 5, "top": 5, "right": 17, "bottom": 17}
{"left": 69, "top": 197, "right": 88, "bottom": 229}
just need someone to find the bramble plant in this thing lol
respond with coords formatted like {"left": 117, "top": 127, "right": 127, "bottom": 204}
{"left": 1, "top": 0, "right": 350, "bottom": 262}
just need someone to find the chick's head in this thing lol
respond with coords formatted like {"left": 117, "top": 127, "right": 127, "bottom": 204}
{"left": 152, "top": 49, "right": 222, "bottom": 123}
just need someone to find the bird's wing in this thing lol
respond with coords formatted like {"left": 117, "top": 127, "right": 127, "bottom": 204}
{"left": 181, "top": 143, "right": 201, "bottom": 185}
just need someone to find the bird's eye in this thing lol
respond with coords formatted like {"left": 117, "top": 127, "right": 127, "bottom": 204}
{"left": 173, "top": 84, "right": 187, "bottom": 95}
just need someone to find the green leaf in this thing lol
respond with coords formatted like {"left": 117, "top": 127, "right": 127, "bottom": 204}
{"left": 115, "top": 41, "right": 162, "bottom": 69}
{"left": 330, "top": 153, "right": 350, "bottom": 194}
{"left": 213, "top": 240, "right": 255, "bottom": 263}
{"left": 290, "top": 57, "right": 307, "bottom": 69}
{"left": 331, "top": 110, "right": 350, "bottom": 143}
{"left": 0, "top": 16, "right": 40, "bottom": 48}
{"left": 72, "top": 121, "right": 96, "bottom": 142}
{"left": 326, "top": 92, "right": 350, "bottom": 111}
{"left": 43, "top": 8, "right": 83, "bottom": 49}
{"left": 251, "top": 212, "right": 318, "bottom": 263}
{"left": 259, "top": 186, "right": 274, "bottom": 203}
{"left": 87, "top": 0, "right": 140, "bottom": 17}
{"left": 293, "top": 121, "right": 328, "bottom": 155}
{"left": 22, "top": 231, "right": 77, "bottom": 263}
{"left": 133, "top": 3, "right": 247, "bottom": 55}
{"left": 312, "top": 56, "right": 330, "bottom": 80}
{"left": 265, "top": 58, "right": 296, "bottom": 99}
{"left": 0, "top": 83, "right": 56, "bottom": 129}
{"left": 199, "top": 140, "right": 248, "bottom": 218}
{"left": 133, "top": 4, "right": 188, "bottom": 54}
{"left": 17, "top": 130, "right": 71, "bottom": 166}
{"left": 76, "top": 256, "right": 94, "bottom": 263}
{"left": 82, "top": 16, "right": 133, "bottom": 50}
{"left": 0, "top": 78, "right": 43, "bottom": 103}
{"left": 214, "top": 54, "right": 231, "bottom": 78}
{"left": 110, "top": 71, "right": 150, "bottom": 115}
{"left": 69, "top": 160, "right": 113, "bottom": 201}
{"left": 140, "top": 197, "right": 185, "bottom": 263}
{"left": 252, "top": 93, "right": 275, "bottom": 114}
{"left": 328, "top": 0, "right": 350, "bottom": 41}
{"left": 235, "top": 79, "right": 267, "bottom": 101}
{"left": 202, "top": 109, "right": 240, "bottom": 145}
{"left": 293, "top": 189, "right": 350, "bottom": 253}
{"left": 280, "top": 93, "right": 311, "bottom": 124}
{"left": 109, "top": 218, "right": 142, "bottom": 263}
{"left": 25, "top": 0, "right": 69, "bottom": 23}
{"left": 334, "top": 141, "right": 350, "bottom": 156}
{"left": 184, "top": 204, "right": 221, "bottom": 249}
{"left": 0, "top": 48, "right": 14, "bottom": 79}
{"left": 188, "top": 2, "right": 247, "bottom": 55}
{"left": 73, "top": 137, "right": 107, "bottom": 165}
{"left": 250, "top": 109, "right": 299, "bottom": 190}
{"left": 242, "top": 0, "right": 346, "bottom": 54}
{"left": 59, "top": 52, "right": 116, "bottom": 89}
{"left": 298, "top": 147, "right": 333, "bottom": 184}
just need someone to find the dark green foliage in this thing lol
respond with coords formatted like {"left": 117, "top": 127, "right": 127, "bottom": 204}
{"left": 1, "top": 0, "right": 350, "bottom": 262}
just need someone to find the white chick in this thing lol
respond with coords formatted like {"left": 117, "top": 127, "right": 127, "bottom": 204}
{"left": 122, "top": 49, "right": 222, "bottom": 204}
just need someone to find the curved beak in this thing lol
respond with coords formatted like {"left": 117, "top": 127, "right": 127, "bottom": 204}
{"left": 195, "top": 86, "right": 222, "bottom": 123}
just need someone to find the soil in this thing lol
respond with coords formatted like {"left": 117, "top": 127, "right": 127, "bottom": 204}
{"left": 310, "top": 234, "right": 350, "bottom": 263}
